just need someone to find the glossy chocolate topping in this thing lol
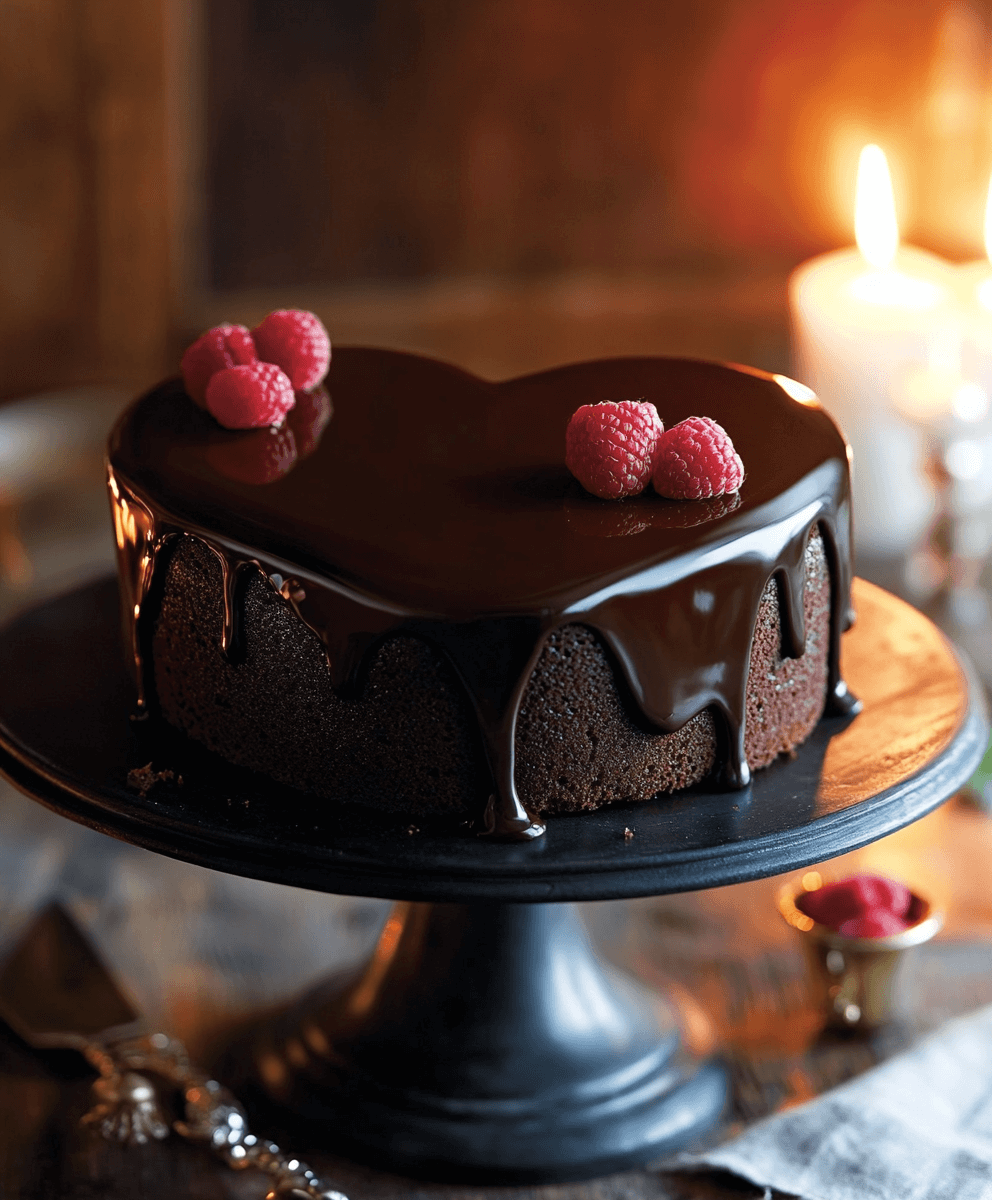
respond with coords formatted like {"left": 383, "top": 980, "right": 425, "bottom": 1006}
{"left": 108, "top": 348, "right": 856, "bottom": 839}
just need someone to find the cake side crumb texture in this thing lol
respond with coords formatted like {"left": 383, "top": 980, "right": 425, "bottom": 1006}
{"left": 150, "top": 530, "right": 830, "bottom": 816}
{"left": 152, "top": 537, "right": 487, "bottom": 815}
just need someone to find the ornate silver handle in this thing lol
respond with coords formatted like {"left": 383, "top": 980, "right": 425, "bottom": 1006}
{"left": 70, "top": 1026, "right": 346, "bottom": 1200}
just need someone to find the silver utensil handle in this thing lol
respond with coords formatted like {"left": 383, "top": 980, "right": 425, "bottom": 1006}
{"left": 70, "top": 1026, "right": 346, "bottom": 1200}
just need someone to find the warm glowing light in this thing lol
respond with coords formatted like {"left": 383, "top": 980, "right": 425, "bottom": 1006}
{"left": 894, "top": 365, "right": 988, "bottom": 425}
{"left": 849, "top": 271, "right": 941, "bottom": 307}
{"left": 303, "top": 1022, "right": 329, "bottom": 1055}
{"left": 984, "top": 173, "right": 992, "bottom": 265}
{"left": 284, "top": 1037, "right": 308, "bottom": 1068}
{"left": 347, "top": 907, "right": 406, "bottom": 1017}
{"left": 847, "top": 145, "right": 942, "bottom": 307}
{"left": 978, "top": 173, "right": 992, "bottom": 312}
{"left": 774, "top": 375, "right": 818, "bottom": 406}
{"left": 952, "top": 381, "right": 989, "bottom": 423}
{"left": 855, "top": 144, "right": 898, "bottom": 269}
{"left": 257, "top": 1050, "right": 288, "bottom": 1090}
{"left": 945, "top": 438, "right": 985, "bottom": 480}
{"left": 777, "top": 881, "right": 818, "bottom": 934}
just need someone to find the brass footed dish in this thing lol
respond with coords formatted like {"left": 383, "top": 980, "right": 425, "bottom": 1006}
{"left": 780, "top": 881, "right": 945, "bottom": 1029}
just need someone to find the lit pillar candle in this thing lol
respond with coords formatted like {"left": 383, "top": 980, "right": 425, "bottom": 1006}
{"left": 789, "top": 146, "right": 957, "bottom": 556}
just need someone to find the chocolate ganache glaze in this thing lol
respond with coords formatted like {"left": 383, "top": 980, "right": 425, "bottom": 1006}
{"left": 107, "top": 348, "right": 856, "bottom": 840}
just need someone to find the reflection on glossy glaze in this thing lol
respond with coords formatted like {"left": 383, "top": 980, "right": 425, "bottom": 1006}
{"left": 107, "top": 349, "right": 856, "bottom": 839}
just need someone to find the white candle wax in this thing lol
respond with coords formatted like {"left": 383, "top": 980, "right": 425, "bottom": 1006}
{"left": 790, "top": 245, "right": 957, "bottom": 556}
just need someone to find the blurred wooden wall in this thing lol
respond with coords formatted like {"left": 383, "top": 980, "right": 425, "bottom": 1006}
{"left": 208, "top": 0, "right": 992, "bottom": 289}
{"left": 0, "top": 0, "right": 175, "bottom": 399}
{"left": 4, "top": 0, "right": 992, "bottom": 399}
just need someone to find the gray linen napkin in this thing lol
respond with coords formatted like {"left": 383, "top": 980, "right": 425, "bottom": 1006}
{"left": 680, "top": 1004, "right": 992, "bottom": 1200}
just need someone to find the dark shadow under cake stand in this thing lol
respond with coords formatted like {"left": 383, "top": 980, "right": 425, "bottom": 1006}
{"left": 0, "top": 576, "right": 984, "bottom": 1184}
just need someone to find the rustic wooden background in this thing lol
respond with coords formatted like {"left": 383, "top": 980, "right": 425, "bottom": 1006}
{"left": 5, "top": 0, "right": 992, "bottom": 398}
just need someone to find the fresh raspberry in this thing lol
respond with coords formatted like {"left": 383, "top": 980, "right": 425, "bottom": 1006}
{"left": 565, "top": 400, "right": 664, "bottom": 499}
{"left": 836, "top": 911, "right": 908, "bottom": 939}
{"left": 796, "top": 875, "right": 912, "bottom": 928}
{"left": 850, "top": 875, "right": 912, "bottom": 916}
{"left": 253, "top": 309, "right": 331, "bottom": 392}
{"left": 181, "top": 324, "right": 257, "bottom": 407}
{"left": 206, "top": 425, "right": 298, "bottom": 485}
{"left": 292, "top": 386, "right": 333, "bottom": 460}
{"left": 205, "top": 362, "right": 295, "bottom": 430}
{"left": 652, "top": 416, "right": 744, "bottom": 500}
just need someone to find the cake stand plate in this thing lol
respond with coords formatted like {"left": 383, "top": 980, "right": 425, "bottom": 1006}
{"left": 0, "top": 576, "right": 984, "bottom": 1183}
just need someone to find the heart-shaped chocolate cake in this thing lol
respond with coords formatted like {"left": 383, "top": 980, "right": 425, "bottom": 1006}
{"left": 108, "top": 348, "right": 855, "bottom": 839}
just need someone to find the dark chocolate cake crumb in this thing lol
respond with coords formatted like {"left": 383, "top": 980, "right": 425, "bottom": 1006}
{"left": 126, "top": 762, "right": 175, "bottom": 796}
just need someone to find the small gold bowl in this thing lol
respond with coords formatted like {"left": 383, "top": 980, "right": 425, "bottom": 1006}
{"left": 779, "top": 875, "right": 943, "bottom": 1030}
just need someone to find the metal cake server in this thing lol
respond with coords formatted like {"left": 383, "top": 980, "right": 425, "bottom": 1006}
{"left": 0, "top": 902, "right": 347, "bottom": 1200}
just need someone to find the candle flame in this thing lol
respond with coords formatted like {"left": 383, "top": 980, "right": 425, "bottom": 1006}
{"left": 855, "top": 144, "right": 898, "bottom": 268}
{"left": 984, "top": 172, "right": 992, "bottom": 265}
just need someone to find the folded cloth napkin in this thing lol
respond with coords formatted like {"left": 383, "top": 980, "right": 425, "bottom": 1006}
{"left": 679, "top": 1004, "right": 992, "bottom": 1200}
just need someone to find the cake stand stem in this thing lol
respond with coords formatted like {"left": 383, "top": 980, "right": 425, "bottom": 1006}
{"left": 238, "top": 899, "right": 726, "bottom": 1184}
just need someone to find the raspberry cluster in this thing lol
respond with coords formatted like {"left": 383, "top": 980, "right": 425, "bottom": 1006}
{"left": 181, "top": 310, "right": 331, "bottom": 430}
{"left": 796, "top": 874, "right": 917, "bottom": 939}
{"left": 565, "top": 402, "right": 744, "bottom": 502}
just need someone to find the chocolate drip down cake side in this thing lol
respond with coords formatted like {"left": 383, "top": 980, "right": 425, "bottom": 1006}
{"left": 107, "top": 341, "right": 857, "bottom": 839}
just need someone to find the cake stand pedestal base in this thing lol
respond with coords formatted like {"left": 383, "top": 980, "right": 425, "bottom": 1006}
{"left": 236, "top": 900, "right": 726, "bottom": 1184}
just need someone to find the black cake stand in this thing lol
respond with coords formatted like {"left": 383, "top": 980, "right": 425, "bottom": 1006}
{"left": 0, "top": 575, "right": 984, "bottom": 1183}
